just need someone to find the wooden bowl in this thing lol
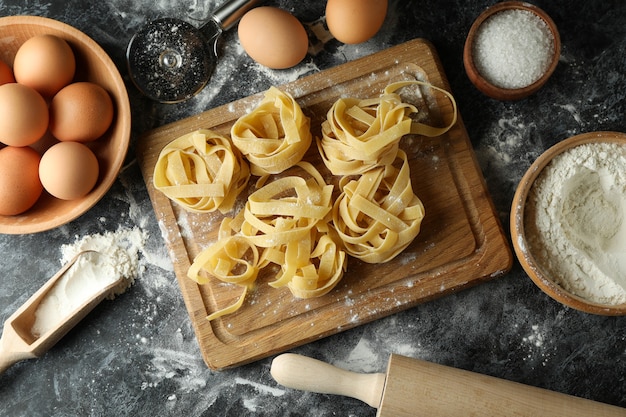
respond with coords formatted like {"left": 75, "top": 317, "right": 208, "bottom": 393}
{"left": 0, "top": 16, "right": 131, "bottom": 234}
{"left": 511, "top": 132, "right": 626, "bottom": 315}
{"left": 463, "top": 1, "right": 560, "bottom": 100}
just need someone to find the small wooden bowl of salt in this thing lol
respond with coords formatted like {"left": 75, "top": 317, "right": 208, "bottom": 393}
{"left": 511, "top": 132, "right": 626, "bottom": 316}
{"left": 463, "top": 1, "right": 560, "bottom": 100}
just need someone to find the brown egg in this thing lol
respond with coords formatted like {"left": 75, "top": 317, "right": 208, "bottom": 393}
{"left": 13, "top": 34, "right": 76, "bottom": 98}
{"left": 49, "top": 82, "right": 114, "bottom": 143}
{"left": 39, "top": 141, "right": 99, "bottom": 200}
{"left": 0, "top": 83, "right": 49, "bottom": 147}
{"left": 326, "top": 0, "right": 388, "bottom": 44}
{"left": 0, "top": 60, "right": 15, "bottom": 85}
{"left": 238, "top": 7, "right": 308, "bottom": 69}
{"left": 0, "top": 146, "right": 43, "bottom": 215}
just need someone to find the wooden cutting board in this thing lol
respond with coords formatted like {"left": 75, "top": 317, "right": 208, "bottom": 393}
{"left": 136, "top": 38, "right": 513, "bottom": 370}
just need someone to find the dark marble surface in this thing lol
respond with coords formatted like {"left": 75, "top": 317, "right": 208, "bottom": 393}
{"left": 0, "top": 0, "right": 625, "bottom": 416}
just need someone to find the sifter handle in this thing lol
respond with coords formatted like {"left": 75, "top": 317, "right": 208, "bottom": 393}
{"left": 212, "top": 0, "right": 260, "bottom": 31}
{"left": 270, "top": 353, "right": 386, "bottom": 409}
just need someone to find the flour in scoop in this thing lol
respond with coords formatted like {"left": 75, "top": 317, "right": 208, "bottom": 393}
{"left": 31, "top": 227, "right": 147, "bottom": 337}
{"left": 525, "top": 142, "right": 626, "bottom": 305}
{"left": 59, "top": 227, "right": 146, "bottom": 291}
{"left": 31, "top": 251, "right": 123, "bottom": 337}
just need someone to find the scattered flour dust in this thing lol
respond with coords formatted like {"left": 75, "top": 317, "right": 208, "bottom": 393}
{"left": 335, "top": 337, "right": 387, "bottom": 373}
{"left": 236, "top": 376, "right": 287, "bottom": 413}
{"left": 59, "top": 226, "right": 149, "bottom": 292}
{"left": 519, "top": 323, "right": 552, "bottom": 367}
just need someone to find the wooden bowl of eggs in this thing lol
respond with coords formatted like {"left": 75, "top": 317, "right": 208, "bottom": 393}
{"left": 463, "top": 1, "right": 560, "bottom": 100}
{"left": 511, "top": 132, "right": 626, "bottom": 315}
{"left": 0, "top": 15, "right": 131, "bottom": 234}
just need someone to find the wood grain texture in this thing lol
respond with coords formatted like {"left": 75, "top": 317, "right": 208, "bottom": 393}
{"left": 379, "top": 354, "right": 626, "bottom": 416}
{"left": 136, "top": 38, "right": 513, "bottom": 370}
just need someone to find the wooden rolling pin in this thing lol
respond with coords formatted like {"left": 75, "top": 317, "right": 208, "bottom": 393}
{"left": 271, "top": 353, "right": 625, "bottom": 417}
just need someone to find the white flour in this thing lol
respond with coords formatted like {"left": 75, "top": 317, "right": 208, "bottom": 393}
{"left": 30, "top": 227, "right": 149, "bottom": 337}
{"left": 59, "top": 226, "right": 149, "bottom": 295}
{"left": 31, "top": 251, "right": 122, "bottom": 337}
{"left": 525, "top": 142, "right": 626, "bottom": 305}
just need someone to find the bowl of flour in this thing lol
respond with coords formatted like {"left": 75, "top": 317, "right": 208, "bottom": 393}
{"left": 511, "top": 131, "right": 626, "bottom": 315}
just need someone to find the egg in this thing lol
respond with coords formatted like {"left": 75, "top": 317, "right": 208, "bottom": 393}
{"left": 0, "top": 60, "right": 15, "bottom": 85}
{"left": 39, "top": 141, "right": 99, "bottom": 200}
{"left": 0, "top": 83, "right": 49, "bottom": 147}
{"left": 49, "top": 82, "right": 114, "bottom": 142}
{"left": 13, "top": 34, "right": 76, "bottom": 97}
{"left": 238, "top": 7, "right": 308, "bottom": 69}
{"left": 326, "top": 0, "right": 388, "bottom": 44}
{"left": 0, "top": 146, "right": 43, "bottom": 215}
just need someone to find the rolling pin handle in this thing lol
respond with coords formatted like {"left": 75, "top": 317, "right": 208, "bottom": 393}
{"left": 271, "top": 353, "right": 386, "bottom": 409}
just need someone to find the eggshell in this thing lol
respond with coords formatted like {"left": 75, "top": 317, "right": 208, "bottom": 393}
{"left": 0, "top": 146, "right": 43, "bottom": 215}
{"left": 39, "top": 141, "right": 99, "bottom": 200}
{"left": 238, "top": 7, "right": 308, "bottom": 69}
{"left": 13, "top": 34, "right": 76, "bottom": 97}
{"left": 0, "top": 83, "right": 49, "bottom": 147}
{"left": 0, "top": 60, "right": 15, "bottom": 85}
{"left": 326, "top": 0, "right": 388, "bottom": 44}
{"left": 49, "top": 82, "right": 114, "bottom": 143}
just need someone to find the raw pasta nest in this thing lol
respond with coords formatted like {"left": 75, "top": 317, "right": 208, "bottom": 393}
{"left": 332, "top": 150, "right": 425, "bottom": 263}
{"left": 187, "top": 162, "right": 347, "bottom": 320}
{"left": 318, "top": 81, "right": 457, "bottom": 176}
{"left": 231, "top": 86, "right": 312, "bottom": 176}
{"left": 153, "top": 129, "right": 250, "bottom": 214}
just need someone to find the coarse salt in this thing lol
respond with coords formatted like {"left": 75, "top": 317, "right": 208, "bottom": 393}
{"left": 473, "top": 9, "right": 555, "bottom": 89}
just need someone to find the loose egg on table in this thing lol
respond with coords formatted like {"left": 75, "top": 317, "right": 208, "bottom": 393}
{"left": 238, "top": 6, "right": 308, "bottom": 69}
{"left": 325, "top": 0, "right": 388, "bottom": 44}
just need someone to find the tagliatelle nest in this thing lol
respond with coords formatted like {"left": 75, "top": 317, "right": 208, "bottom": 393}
{"left": 318, "top": 81, "right": 457, "bottom": 176}
{"left": 153, "top": 129, "right": 250, "bottom": 214}
{"left": 332, "top": 150, "right": 425, "bottom": 263}
{"left": 231, "top": 86, "right": 312, "bottom": 176}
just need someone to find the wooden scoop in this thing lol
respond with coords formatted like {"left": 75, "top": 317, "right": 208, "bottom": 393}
{"left": 0, "top": 251, "right": 124, "bottom": 374}
{"left": 271, "top": 353, "right": 625, "bottom": 416}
